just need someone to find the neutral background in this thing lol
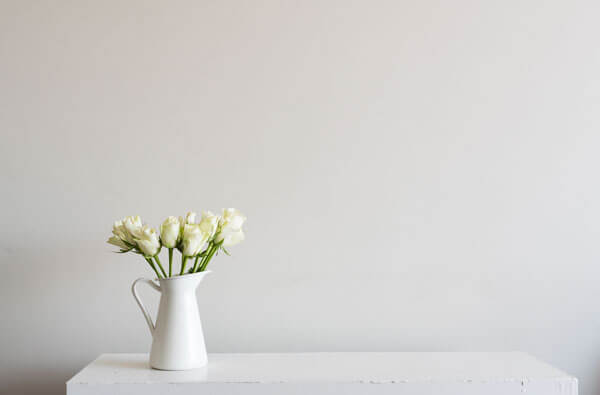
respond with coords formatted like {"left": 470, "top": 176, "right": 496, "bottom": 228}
{"left": 2, "top": 1, "right": 599, "bottom": 394}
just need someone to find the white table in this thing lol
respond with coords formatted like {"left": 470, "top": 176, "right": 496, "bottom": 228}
{"left": 67, "top": 352, "right": 577, "bottom": 395}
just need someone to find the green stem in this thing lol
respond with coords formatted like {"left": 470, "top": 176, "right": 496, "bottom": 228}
{"left": 200, "top": 243, "right": 219, "bottom": 272}
{"left": 180, "top": 255, "right": 188, "bottom": 275}
{"left": 168, "top": 248, "right": 173, "bottom": 277}
{"left": 193, "top": 245, "right": 210, "bottom": 272}
{"left": 154, "top": 255, "right": 167, "bottom": 278}
{"left": 145, "top": 257, "right": 162, "bottom": 279}
{"left": 191, "top": 255, "right": 201, "bottom": 273}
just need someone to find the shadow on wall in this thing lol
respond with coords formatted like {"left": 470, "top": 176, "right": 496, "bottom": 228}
{"left": 0, "top": 248, "right": 150, "bottom": 395}
{"left": 1, "top": 367, "right": 72, "bottom": 395}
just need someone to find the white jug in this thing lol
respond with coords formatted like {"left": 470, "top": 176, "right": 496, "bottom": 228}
{"left": 131, "top": 271, "right": 210, "bottom": 370}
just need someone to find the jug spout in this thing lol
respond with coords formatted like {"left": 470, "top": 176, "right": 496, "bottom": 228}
{"left": 159, "top": 270, "right": 211, "bottom": 294}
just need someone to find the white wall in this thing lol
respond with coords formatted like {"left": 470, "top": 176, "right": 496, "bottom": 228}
{"left": 2, "top": 0, "right": 600, "bottom": 394}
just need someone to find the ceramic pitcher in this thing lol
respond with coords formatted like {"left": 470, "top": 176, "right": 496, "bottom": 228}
{"left": 131, "top": 271, "right": 210, "bottom": 370}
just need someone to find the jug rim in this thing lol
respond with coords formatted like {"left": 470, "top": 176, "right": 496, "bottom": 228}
{"left": 156, "top": 270, "right": 212, "bottom": 282}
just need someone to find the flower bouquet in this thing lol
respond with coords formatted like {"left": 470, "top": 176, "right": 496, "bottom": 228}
{"left": 107, "top": 209, "right": 246, "bottom": 277}
{"left": 107, "top": 209, "right": 246, "bottom": 370}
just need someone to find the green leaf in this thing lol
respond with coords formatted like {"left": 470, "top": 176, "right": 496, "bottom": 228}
{"left": 221, "top": 246, "right": 231, "bottom": 256}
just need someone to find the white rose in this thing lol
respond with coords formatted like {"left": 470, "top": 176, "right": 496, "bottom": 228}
{"left": 217, "top": 229, "right": 245, "bottom": 247}
{"left": 134, "top": 224, "right": 161, "bottom": 257}
{"left": 111, "top": 220, "right": 128, "bottom": 241}
{"left": 198, "top": 211, "right": 219, "bottom": 240}
{"left": 179, "top": 211, "right": 197, "bottom": 232}
{"left": 219, "top": 208, "right": 246, "bottom": 230}
{"left": 181, "top": 211, "right": 196, "bottom": 225}
{"left": 108, "top": 216, "right": 144, "bottom": 251}
{"left": 123, "top": 215, "right": 143, "bottom": 240}
{"left": 160, "top": 216, "right": 180, "bottom": 248}
{"left": 111, "top": 219, "right": 133, "bottom": 245}
{"left": 215, "top": 208, "right": 246, "bottom": 247}
{"left": 181, "top": 224, "right": 208, "bottom": 257}
{"left": 107, "top": 235, "right": 130, "bottom": 251}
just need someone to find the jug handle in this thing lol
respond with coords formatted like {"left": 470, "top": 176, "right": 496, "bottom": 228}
{"left": 131, "top": 278, "right": 161, "bottom": 335}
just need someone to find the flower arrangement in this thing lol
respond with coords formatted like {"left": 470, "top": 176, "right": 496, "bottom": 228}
{"left": 107, "top": 209, "right": 246, "bottom": 278}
